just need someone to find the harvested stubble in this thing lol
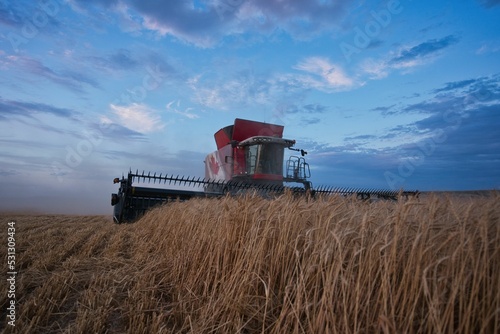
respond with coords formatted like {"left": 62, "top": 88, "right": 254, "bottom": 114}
{"left": 0, "top": 192, "right": 499, "bottom": 333}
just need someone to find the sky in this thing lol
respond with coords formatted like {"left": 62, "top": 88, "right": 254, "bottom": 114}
{"left": 0, "top": 0, "right": 499, "bottom": 214}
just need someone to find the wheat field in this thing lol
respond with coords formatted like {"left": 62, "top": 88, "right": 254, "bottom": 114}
{"left": 1, "top": 192, "right": 499, "bottom": 333}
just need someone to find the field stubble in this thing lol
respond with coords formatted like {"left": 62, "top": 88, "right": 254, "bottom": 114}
{"left": 0, "top": 192, "right": 499, "bottom": 333}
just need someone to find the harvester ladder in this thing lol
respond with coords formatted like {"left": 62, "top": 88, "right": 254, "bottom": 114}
{"left": 286, "top": 155, "right": 311, "bottom": 181}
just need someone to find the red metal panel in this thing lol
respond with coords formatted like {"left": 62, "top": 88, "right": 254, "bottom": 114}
{"left": 214, "top": 125, "right": 233, "bottom": 150}
{"left": 232, "top": 118, "right": 284, "bottom": 141}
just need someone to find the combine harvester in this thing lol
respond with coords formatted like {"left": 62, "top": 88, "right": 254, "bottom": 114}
{"left": 111, "top": 118, "right": 417, "bottom": 223}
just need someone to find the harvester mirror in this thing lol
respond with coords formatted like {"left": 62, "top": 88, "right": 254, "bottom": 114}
{"left": 288, "top": 147, "right": 308, "bottom": 156}
{"left": 111, "top": 193, "right": 119, "bottom": 206}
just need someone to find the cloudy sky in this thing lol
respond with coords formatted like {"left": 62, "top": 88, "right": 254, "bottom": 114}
{"left": 1, "top": 0, "right": 499, "bottom": 214}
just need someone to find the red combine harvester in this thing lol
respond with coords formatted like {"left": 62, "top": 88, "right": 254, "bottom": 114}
{"left": 111, "top": 118, "right": 417, "bottom": 223}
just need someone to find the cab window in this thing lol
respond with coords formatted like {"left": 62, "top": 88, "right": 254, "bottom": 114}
{"left": 245, "top": 144, "right": 284, "bottom": 175}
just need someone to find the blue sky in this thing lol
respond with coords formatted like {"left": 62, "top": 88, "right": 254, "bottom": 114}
{"left": 0, "top": 0, "right": 499, "bottom": 214}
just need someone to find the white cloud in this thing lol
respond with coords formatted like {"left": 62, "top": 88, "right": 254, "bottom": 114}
{"left": 359, "top": 58, "right": 389, "bottom": 80}
{"left": 475, "top": 42, "right": 500, "bottom": 55}
{"left": 389, "top": 58, "right": 426, "bottom": 71}
{"left": 166, "top": 100, "right": 200, "bottom": 119}
{"left": 193, "top": 86, "right": 226, "bottom": 110}
{"left": 356, "top": 36, "right": 461, "bottom": 81}
{"left": 186, "top": 58, "right": 357, "bottom": 112}
{"left": 358, "top": 48, "right": 437, "bottom": 80}
{"left": 189, "top": 73, "right": 273, "bottom": 110}
{"left": 110, "top": 103, "right": 164, "bottom": 133}
{"left": 294, "top": 57, "right": 355, "bottom": 91}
